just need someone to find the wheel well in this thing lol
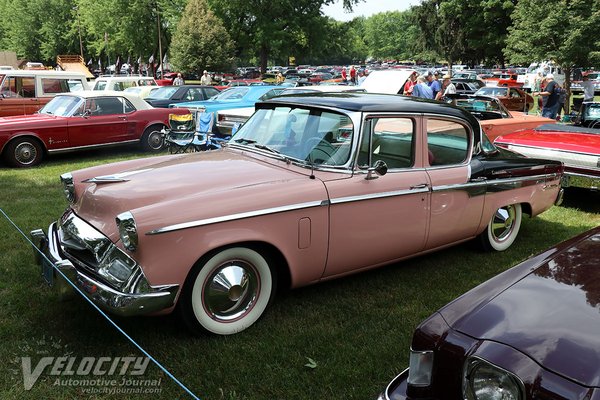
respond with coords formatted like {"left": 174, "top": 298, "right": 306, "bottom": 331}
{"left": 521, "top": 202, "right": 532, "bottom": 217}
{"left": 144, "top": 123, "right": 166, "bottom": 135}
{"left": 183, "top": 241, "right": 292, "bottom": 294}
{"left": 2, "top": 135, "right": 46, "bottom": 157}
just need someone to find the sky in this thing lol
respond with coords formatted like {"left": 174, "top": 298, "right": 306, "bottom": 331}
{"left": 322, "top": 0, "right": 417, "bottom": 21}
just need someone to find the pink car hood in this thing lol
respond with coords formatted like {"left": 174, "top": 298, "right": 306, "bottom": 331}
{"left": 71, "top": 149, "right": 328, "bottom": 241}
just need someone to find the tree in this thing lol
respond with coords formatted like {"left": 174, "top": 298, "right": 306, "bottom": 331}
{"left": 504, "top": 0, "right": 600, "bottom": 110}
{"left": 209, "top": 0, "right": 361, "bottom": 72}
{"left": 364, "top": 10, "right": 419, "bottom": 61}
{"left": 169, "top": 0, "right": 235, "bottom": 74}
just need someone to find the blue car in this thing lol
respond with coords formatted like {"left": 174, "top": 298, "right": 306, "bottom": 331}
{"left": 171, "top": 85, "right": 284, "bottom": 135}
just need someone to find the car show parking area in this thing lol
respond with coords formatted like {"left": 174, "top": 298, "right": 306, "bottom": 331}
{"left": 1, "top": 146, "right": 599, "bottom": 399}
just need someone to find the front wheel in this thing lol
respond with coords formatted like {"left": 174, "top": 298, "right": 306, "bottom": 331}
{"left": 3, "top": 137, "right": 43, "bottom": 167}
{"left": 179, "top": 247, "right": 276, "bottom": 335}
{"left": 479, "top": 204, "right": 522, "bottom": 251}
{"left": 141, "top": 125, "right": 165, "bottom": 152}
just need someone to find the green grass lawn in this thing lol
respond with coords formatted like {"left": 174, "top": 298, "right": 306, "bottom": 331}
{"left": 1, "top": 147, "right": 599, "bottom": 399}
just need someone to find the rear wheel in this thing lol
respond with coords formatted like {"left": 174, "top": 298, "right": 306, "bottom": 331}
{"left": 140, "top": 125, "right": 165, "bottom": 152}
{"left": 479, "top": 204, "right": 522, "bottom": 251}
{"left": 3, "top": 137, "right": 43, "bottom": 167}
{"left": 179, "top": 247, "right": 276, "bottom": 335}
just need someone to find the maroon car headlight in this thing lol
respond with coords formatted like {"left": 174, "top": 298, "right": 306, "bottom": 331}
{"left": 60, "top": 173, "right": 75, "bottom": 204}
{"left": 116, "top": 211, "right": 138, "bottom": 252}
{"left": 463, "top": 357, "right": 524, "bottom": 400}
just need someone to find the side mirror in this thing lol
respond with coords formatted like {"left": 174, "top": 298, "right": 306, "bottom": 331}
{"left": 365, "top": 160, "right": 388, "bottom": 180}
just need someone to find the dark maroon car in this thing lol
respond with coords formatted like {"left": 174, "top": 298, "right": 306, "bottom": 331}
{"left": 379, "top": 227, "right": 600, "bottom": 400}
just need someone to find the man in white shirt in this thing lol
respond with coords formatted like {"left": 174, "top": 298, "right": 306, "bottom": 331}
{"left": 581, "top": 75, "right": 595, "bottom": 102}
{"left": 442, "top": 74, "right": 456, "bottom": 95}
{"left": 200, "top": 70, "right": 212, "bottom": 86}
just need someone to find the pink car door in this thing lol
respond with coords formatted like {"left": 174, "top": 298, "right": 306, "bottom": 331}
{"left": 423, "top": 117, "right": 484, "bottom": 249}
{"left": 67, "top": 97, "right": 128, "bottom": 147}
{"left": 323, "top": 116, "right": 430, "bottom": 278}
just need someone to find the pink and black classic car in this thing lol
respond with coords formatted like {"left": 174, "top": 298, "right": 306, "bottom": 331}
{"left": 494, "top": 119, "right": 600, "bottom": 190}
{"left": 378, "top": 226, "right": 600, "bottom": 400}
{"left": 0, "top": 91, "right": 188, "bottom": 167}
{"left": 31, "top": 93, "right": 563, "bottom": 335}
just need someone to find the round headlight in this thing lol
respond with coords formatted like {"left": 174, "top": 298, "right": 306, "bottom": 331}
{"left": 463, "top": 357, "right": 524, "bottom": 400}
{"left": 116, "top": 211, "right": 138, "bottom": 251}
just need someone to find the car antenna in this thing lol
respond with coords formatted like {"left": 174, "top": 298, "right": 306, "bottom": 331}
{"left": 307, "top": 147, "right": 316, "bottom": 180}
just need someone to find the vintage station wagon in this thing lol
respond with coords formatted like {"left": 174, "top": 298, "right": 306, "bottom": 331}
{"left": 31, "top": 93, "right": 563, "bottom": 335}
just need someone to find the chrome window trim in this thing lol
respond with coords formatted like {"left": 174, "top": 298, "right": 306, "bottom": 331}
{"left": 147, "top": 200, "right": 328, "bottom": 235}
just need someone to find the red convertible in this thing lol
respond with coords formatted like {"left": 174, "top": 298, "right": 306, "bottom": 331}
{"left": 495, "top": 122, "right": 600, "bottom": 190}
{"left": 0, "top": 91, "right": 188, "bottom": 167}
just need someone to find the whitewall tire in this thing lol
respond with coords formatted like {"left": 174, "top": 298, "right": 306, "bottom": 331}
{"left": 479, "top": 203, "right": 522, "bottom": 251}
{"left": 180, "top": 247, "right": 275, "bottom": 335}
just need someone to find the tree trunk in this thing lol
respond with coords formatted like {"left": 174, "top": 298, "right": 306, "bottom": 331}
{"left": 563, "top": 66, "right": 571, "bottom": 114}
{"left": 260, "top": 44, "right": 268, "bottom": 74}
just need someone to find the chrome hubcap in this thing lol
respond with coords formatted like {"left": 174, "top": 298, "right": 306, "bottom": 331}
{"left": 15, "top": 142, "right": 37, "bottom": 165}
{"left": 491, "top": 206, "right": 515, "bottom": 242}
{"left": 148, "top": 132, "right": 162, "bottom": 149}
{"left": 203, "top": 261, "right": 259, "bottom": 322}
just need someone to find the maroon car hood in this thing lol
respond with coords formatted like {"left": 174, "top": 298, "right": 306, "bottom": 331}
{"left": 496, "top": 128, "right": 600, "bottom": 155}
{"left": 0, "top": 113, "right": 58, "bottom": 128}
{"left": 450, "top": 234, "right": 600, "bottom": 387}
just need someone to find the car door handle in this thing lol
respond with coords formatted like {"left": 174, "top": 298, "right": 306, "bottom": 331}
{"left": 410, "top": 183, "right": 429, "bottom": 190}
{"left": 118, "top": 116, "right": 127, "bottom": 120}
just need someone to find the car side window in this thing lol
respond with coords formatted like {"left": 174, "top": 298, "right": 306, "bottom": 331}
{"left": 426, "top": 119, "right": 469, "bottom": 166}
{"left": 187, "top": 88, "right": 203, "bottom": 101}
{"left": 2, "top": 76, "right": 36, "bottom": 98}
{"left": 204, "top": 87, "right": 219, "bottom": 98}
{"left": 122, "top": 98, "right": 136, "bottom": 113}
{"left": 86, "top": 97, "right": 124, "bottom": 115}
{"left": 358, "top": 117, "right": 415, "bottom": 169}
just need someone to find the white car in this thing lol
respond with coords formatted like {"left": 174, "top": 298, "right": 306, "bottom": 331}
{"left": 93, "top": 76, "right": 158, "bottom": 92}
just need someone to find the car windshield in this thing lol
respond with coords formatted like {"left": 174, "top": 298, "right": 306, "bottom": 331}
{"left": 454, "top": 98, "right": 510, "bottom": 119}
{"left": 231, "top": 105, "right": 354, "bottom": 167}
{"left": 476, "top": 87, "right": 508, "bottom": 97}
{"left": 147, "top": 86, "right": 179, "bottom": 99}
{"left": 39, "top": 95, "right": 83, "bottom": 117}
{"left": 213, "top": 87, "right": 249, "bottom": 100}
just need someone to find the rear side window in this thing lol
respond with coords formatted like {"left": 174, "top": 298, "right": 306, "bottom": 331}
{"left": 426, "top": 119, "right": 470, "bottom": 166}
{"left": 41, "top": 78, "right": 79, "bottom": 94}
{"left": 93, "top": 81, "right": 107, "bottom": 91}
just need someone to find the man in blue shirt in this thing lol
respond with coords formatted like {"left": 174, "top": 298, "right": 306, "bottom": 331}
{"left": 412, "top": 76, "right": 434, "bottom": 99}
{"left": 426, "top": 71, "right": 441, "bottom": 99}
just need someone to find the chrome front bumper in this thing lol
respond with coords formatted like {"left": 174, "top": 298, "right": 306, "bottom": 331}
{"left": 31, "top": 223, "right": 179, "bottom": 317}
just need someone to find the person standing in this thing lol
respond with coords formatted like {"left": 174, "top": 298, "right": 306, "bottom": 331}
{"left": 436, "top": 74, "right": 456, "bottom": 100}
{"left": 200, "top": 70, "right": 212, "bottom": 86}
{"left": 357, "top": 70, "right": 367, "bottom": 85}
{"left": 349, "top": 65, "right": 357, "bottom": 85}
{"left": 412, "top": 76, "right": 434, "bottom": 99}
{"left": 403, "top": 72, "right": 417, "bottom": 95}
{"left": 533, "top": 73, "right": 560, "bottom": 119}
{"left": 556, "top": 83, "right": 567, "bottom": 121}
{"left": 426, "top": 72, "right": 441, "bottom": 99}
{"left": 173, "top": 73, "right": 184, "bottom": 86}
{"left": 581, "top": 74, "right": 595, "bottom": 103}
{"left": 341, "top": 67, "right": 348, "bottom": 83}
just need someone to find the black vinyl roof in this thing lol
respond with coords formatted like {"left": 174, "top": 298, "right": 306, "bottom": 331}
{"left": 258, "top": 92, "right": 481, "bottom": 129}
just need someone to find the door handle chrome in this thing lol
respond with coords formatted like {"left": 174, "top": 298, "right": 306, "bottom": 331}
{"left": 410, "top": 183, "right": 429, "bottom": 190}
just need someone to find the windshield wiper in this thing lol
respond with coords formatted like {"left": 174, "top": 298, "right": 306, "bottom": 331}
{"left": 233, "top": 138, "right": 256, "bottom": 144}
{"left": 253, "top": 144, "right": 291, "bottom": 164}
